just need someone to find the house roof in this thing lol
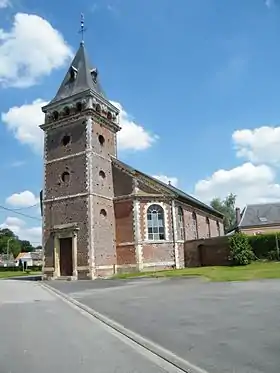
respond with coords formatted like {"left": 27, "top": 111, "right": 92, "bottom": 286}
{"left": 49, "top": 42, "right": 104, "bottom": 105}
{"left": 30, "top": 252, "right": 43, "bottom": 261}
{"left": 238, "top": 202, "right": 280, "bottom": 228}
{"left": 15, "top": 252, "right": 30, "bottom": 260}
{"left": 113, "top": 158, "right": 223, "bottom": 219}
{"left": 15, "top": 252, "right": 43, "bottom": 261}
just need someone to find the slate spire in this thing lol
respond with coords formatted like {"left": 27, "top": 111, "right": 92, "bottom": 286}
{"left": 50, "top": 41, "right": 104, "bottom": 104}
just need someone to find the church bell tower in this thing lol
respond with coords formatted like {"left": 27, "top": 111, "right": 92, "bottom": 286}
{"left": 40, "top": 38, "right": 120, "bottom": 280}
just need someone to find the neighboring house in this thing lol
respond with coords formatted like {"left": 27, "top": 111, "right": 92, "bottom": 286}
{"left": 230, "top": 203, "right": 280, "bottom": 235}
{"left": 0, "top": 253, "right": 15, "bottom": 267}
{"left": 15, "top": 252, "right": 43, "bottom": 267}
{"left": 41, "top": 41, "right": 225, "bottom": 280}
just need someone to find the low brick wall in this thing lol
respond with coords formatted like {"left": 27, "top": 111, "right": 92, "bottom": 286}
{"left": 184, "top": 236, "right": 230, "bottom": 267}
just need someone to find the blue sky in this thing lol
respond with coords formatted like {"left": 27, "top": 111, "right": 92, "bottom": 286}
{"left": 1, "top": 0, "right": 280, "bottom": 243}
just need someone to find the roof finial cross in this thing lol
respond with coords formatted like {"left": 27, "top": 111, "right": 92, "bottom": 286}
{"left": 79, "top": 13, "right": 86, "bottom": 44}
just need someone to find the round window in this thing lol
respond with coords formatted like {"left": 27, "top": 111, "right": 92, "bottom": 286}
{"left": 99, "top": 170, "right": 106, "bottom": 179}
{"left": 100, "top": 209, "right": 107, "bottom": 217}
{"left": 98, "top": 135, "right": 105, "bottom": 145}
{"left": 62, "top": 135, "right": 71, "bottom": 146}
{"left": 61, "top": 171, "right": 70, "bottom": 183}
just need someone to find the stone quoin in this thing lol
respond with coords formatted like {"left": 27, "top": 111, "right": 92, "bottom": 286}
{"left": 40, "top": 41, "right": 224, "bottom": 280}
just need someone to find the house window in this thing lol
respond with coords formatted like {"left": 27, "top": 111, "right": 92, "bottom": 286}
{"left": 192, "top": 212, "right": 198, "bottom": 239}
{"left": 217, "top": 221, "right": 220, "bottom": 236}
{"left": 206, "top": 217, "right": 211, "bottom": 238}
{"left": 178, "top": 206, "right": 185, "bottom": 240}
{"left": 147, "top": 204, "right": 165, "bottom": 240}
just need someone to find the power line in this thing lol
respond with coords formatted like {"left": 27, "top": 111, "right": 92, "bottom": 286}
{"left": 0, "top": 205, "right": 41, "bottom": 221}
{"left": 11, "top": 203, "right": 39, "bottom": 211}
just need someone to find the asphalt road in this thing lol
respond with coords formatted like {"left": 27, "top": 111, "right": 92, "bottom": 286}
{"left": 0, "top": 279, "right": 185, "bottom": 373}
{"left": 50, "top": 277, "right": 280, "bottom": 373}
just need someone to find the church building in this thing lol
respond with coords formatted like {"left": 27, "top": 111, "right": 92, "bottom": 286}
{"left": 40, "top": 41, "right": 224, "bottom": 280}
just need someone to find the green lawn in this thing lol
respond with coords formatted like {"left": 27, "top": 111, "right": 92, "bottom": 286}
{"left": 0, "top": 271, "right": 42, "bottom": 279}
{"left": 114, "top": 261, "right": 280, "bottom": 282}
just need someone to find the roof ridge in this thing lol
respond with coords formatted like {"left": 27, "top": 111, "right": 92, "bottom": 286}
{"left": 246, "top": 201, "right": 280, "bottom": 207}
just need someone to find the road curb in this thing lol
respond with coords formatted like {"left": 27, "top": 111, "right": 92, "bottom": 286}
{"left": 40, "top": 282, "right": 209, "bottom": 373}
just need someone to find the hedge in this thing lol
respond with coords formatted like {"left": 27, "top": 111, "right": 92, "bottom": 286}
{"left": 248, "top": 233, "right": 280, "bottom": 261}
{"left": 0, "top": 266, "right": 42, "bottom": 272}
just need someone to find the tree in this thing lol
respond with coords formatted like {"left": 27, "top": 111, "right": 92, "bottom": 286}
{"left": 20, "top": 240, "right": 34, "bottom": 252}
{"left": 0, "top": 228, "right": 35, "bottom": 258}
{"left": 210, "top": 193, "right": 236, "bottom": 233}
{"left": 0, "top": 229, "right": 21, "bottom": 257}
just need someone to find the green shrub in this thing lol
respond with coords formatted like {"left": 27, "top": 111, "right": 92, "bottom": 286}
{"left": 248, "top": 233, "right": 280, "bottom": 260}
{"left": 229, "top": 233, "right": 254, "bottom": 265}
{"left": 0, "top": 265, "right": 42, "bottom": 272}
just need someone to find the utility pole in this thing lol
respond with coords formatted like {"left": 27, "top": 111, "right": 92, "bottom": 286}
{"left": 6, "top": 237, "right": 14, "bottom": 265}
{"left": 276, "top": 234, "right": 279, "bottom": 261}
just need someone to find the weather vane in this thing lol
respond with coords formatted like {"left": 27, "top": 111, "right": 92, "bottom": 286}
{"left": 79, "top": 13, "right": 87, "bottom": 43}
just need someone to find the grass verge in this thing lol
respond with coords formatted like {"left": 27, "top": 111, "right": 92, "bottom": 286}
{"left": 0, "top": 271, "right": 42, "bottom": 279}
{"left": 114, "top": 261, "right": 280, "bottom": 282}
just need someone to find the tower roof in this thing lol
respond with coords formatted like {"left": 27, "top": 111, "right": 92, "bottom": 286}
{"left": 50, "top": 42, "right": 104, "bottom": 104}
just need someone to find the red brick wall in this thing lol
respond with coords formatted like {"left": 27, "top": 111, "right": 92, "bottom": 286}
{"left": 114, "top": 200, "right": 134, "bottom": 244}
{"left": 92, "top": 119, "right": 116, "bottom": 157}
{"left": 142, "top": 243, "right": 175, "bottom": 264}
{"left": 112, "top": 165, "right": 133, "bottom": 196}
{"left": 114, "top": 200, "right": 136, "bottom": 266}
{"left": 181, "top": 204, "right": 224, "bottom": 240}
{"left": 184, "top": 241, "right": 201, "bottom": 267}
{"left": 117, "top": 245, "right": 136, "bottom": 265}
{"left": 199, "top": 237, "right": 230, "bottom": 266}
{"left": 184, "top": 237, "right": 230, "bottom": 267}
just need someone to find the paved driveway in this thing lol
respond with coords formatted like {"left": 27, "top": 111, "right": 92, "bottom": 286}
{"left": 49, "top": 277, "right": 280, "bottom": 373}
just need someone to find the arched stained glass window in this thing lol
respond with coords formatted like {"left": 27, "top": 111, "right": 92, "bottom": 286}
{"left": 147, "top": 204, "right": 165, "bottom": 240}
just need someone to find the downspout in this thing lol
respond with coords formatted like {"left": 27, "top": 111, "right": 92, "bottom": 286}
{"left": 171, "top": 199, "right": 180, "bottom": 269}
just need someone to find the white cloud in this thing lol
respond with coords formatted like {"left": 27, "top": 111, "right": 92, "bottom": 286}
{"left": 0, "top": 217, "right": 42, "bottom": 244}
{"left": 233, "top": 126, "right": 280, "bottom": 165}
{"left": 2, "top": 99, "right": 157, "bottom": 153}
{"left": 265, "top": 0, "right": 273, "bottom": 8}
{"left": 111, "top": 101, "right": 158, "bottom": 151}
{"left": 6, "top": 190, "right": 39, "bottom": 207}
{"left": 0, "top": 0, "right": 10, "bottom": 8}
{"left": 2, "top": 98, "right": 47, "bottom": 153}
{"left": 10, "top": 160, "right": 26, "bottom": 167}
{"left": 0, "top": 13, "right": 72, "bottom": 87}
{"left": 153, "top": 175, "right": 178, "bottom": 187}
{"left": 195, "top": 162, "right": 280, "bottom": 209}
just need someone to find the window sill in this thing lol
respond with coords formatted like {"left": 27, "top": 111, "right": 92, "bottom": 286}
{"left": 141, "top": 240, "right": 173, "bottom": 244}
